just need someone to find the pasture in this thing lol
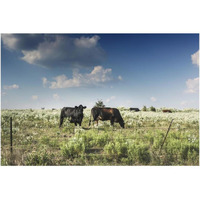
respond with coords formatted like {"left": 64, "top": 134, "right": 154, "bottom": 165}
{"left": 1, "top": 108, "right": 199, "bottom": 166}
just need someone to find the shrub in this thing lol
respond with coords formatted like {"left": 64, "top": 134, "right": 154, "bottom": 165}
{"left": 25, "top": 150, "right": 54, "bottom": 166}
{"left": 75, "top": 130, "right": 111, "bottom": 149}
{"left": 150, "top": 106, "right": 156, "bottom": 112}
{"left": 95, "top": 133, "right": 110, "bottom": 147}
{"left": 128, "top": 143, "right": 151, "bottom": 165}
{"left": 181, "top": 144, "right": 199, "bottom": 161}
{"left": 1, "top": 158, "right": 8, "bottom": 166}
{"left": 61, "top": 137, "right": 85, "bottom": 159}
{"left": 142, "top": 106, "right": 147, "bottom": 111}
{"left": 104, "top": 141, "right": 128, "bottom": 158}
{"left": 95, "top": 99, "right": 105, "bottom": 108}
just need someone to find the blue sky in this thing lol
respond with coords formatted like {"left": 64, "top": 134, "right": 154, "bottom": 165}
{"left": 1, "top": 34, "right": 199, "bottom": 109}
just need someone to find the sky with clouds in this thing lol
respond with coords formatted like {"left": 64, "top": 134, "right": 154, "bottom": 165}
{"left": 1, "top": 34, "right": 199, "bottom": 109}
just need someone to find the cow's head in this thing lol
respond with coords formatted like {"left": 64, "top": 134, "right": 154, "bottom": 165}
{"left": 119, "top": 120, "right": 125, "bottom": 128}
{"left": 75, "top": 105, "right": 87, "bottom": 112}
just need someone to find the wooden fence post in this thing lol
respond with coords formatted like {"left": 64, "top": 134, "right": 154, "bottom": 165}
{"left": 160, "top": 119, "right": 174, "bottom": 152}
{"left": 10, "top": 117, "right": 13, "bottom": 154}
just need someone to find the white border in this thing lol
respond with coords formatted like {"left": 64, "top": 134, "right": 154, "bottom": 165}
{"left": 0, "top": 0, "right": 200, "bottom": 200}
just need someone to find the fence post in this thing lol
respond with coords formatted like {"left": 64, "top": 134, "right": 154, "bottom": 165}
{"left": 10, "top": 117, "right": 13, "bottom": 154}
{"left": 160, "top": 119, "right": 174, "bottom": 152}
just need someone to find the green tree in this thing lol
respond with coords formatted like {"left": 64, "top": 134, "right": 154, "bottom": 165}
{"left": 150, "top": 106, "right": 156, "bottom": 112}
{"left": 142, "top": 106, "right": 147, "bottom": 111}
{"left": 95, "top": 99, "right": 105, "bottom": 108}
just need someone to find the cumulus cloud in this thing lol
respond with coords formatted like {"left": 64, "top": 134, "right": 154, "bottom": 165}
{"left": 184, "top": 51, "right": 199, "bottom": 94}
{"left": 185, "top": 77, "right": 199, "bottom": 93}
{"left": 74, "top": 35, "right": 100, "bottom": 48}
{"left": 42, "top": 77, "right": 48, "bottom": 87}
{"left": 2, "top": 34, "right": 105, "bottom": 68}
{"left": 32, "top": 95, "right": 38, "bottom": 100}
{"left": 3, "top": 84, "right": 19, "bottom": 90}
{"left": 1, "top": 34, "right": 44, "bottom": 50}
{"left": 48, "top": 66, "right": 113, "bottom": 89}
{"left": 106, "top": 96, "right": 116, "bottom": 103}
{"left": 150, "top": 97, "right": 157, "bottom": 102}
{"left": 53, "top": 94, "right": 60, "bottom": 100}
{"left": 191, "top": 50, "right": 199, "bottom": 67}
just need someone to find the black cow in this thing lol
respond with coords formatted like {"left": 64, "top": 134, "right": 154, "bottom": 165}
{"left": 59, "top": 105, "right": 87, "bottom": 127}
{"left": 89, "top": 107, "right": 125, "bottom": 128}
{"left": 130, "top": 108, "right": 140, "bottom": 112}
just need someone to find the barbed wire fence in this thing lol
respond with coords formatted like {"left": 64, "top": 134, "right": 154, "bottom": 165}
{"left": 1, "top": 116, "right": 199, "bottom": 165}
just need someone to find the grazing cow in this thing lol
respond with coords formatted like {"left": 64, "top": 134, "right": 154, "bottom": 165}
{"left": 130, "top": 108, "right": 140, "bottom": 112}
{"left": 162, "top": 109, "right": 172, "bottom": 113}
{"left": 59, "top": 105, "right": 87, "bottom": 127}
{"left": 89, "top": 107, "right": 125, "bottom": 128}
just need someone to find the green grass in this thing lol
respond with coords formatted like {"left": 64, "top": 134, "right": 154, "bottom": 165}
{"left": 1, "top": 109, "right": 199, "bottom": 166}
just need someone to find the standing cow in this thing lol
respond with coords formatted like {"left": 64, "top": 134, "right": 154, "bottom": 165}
{"left": 89, "top": 107, "right": 125, "bottom": 128}
{"left": 59, "top": 105, "right": 87, "bottom": 127}
{"left": 162, "top": 109, "right": 172, "bottom": 113}
{"left": 130, "top": 108, "right": 140, "bottom": 112}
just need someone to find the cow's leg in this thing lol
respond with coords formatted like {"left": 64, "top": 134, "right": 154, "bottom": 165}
{"left": 79, "top": 117, "right": 83, "bottom": 127}
{"left": 92, "top": 114, "right": 99, "bottom": 127}
{"left": 59, "top": 117, "right": 64, "bottom": 128}
{"left": 110, "top": 118, "right": 115, "bottom": 130}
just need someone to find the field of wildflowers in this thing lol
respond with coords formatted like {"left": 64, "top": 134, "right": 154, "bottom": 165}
{"left": 1, "top": 108, "right": 199, "bottom": 165}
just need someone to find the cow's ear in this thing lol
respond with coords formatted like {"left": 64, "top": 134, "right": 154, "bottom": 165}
{"left": 83, "top": 106, "right": 87, "bottom": 109}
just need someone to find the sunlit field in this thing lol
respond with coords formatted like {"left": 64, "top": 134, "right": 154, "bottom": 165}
{"left": 1, "top": 108, "right": 199, "bottom": 166}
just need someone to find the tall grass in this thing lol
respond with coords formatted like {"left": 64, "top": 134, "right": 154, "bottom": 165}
{"left": 1, "top": 108, "right": 199, "bottom": 165}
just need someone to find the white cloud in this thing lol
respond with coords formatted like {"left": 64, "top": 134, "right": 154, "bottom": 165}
{"left": 32, "top": 95, "right": 38, "bottom": 100}
{"left": 191, "top": 50, "right": 199, "bottom": 67}
{"left": 184, "top": 51, "right": 199, "bottom": 94}
{"left": 1, "top": 34, "right": 18, "bottom": 50}
{"left": 106, "top": 96, "right": 116, "bottom": 103}
{"left": 118, "top": 75, "right": 123, "bottom": 80}
{"left": 185, "top": 77, "right": 199, "bottom": 93}
{"left": 3, "top": 84, "right": 19, "bottom": 90}
{"left": 150, "top": 97, "right": 157, "bottom": 102}
{"left": 1, "top": 34, "right": 44, "bottom": 50}
{"left": 2, "top": 34, "right": 105, "bottom": 68}
{"left": 42, "top": 77, "right": 48, "bottom": 87}
{"left": 22, "top": 50, "right": 41, "bottom": 64}
{"left": 53, "top": 94, "right": 60, "bottom": 100}
{"left": 49, "top": 66, "right": 113, "bottom": 89}
{"left": 74, "top": 35, "right": 100, "bottom": 48}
